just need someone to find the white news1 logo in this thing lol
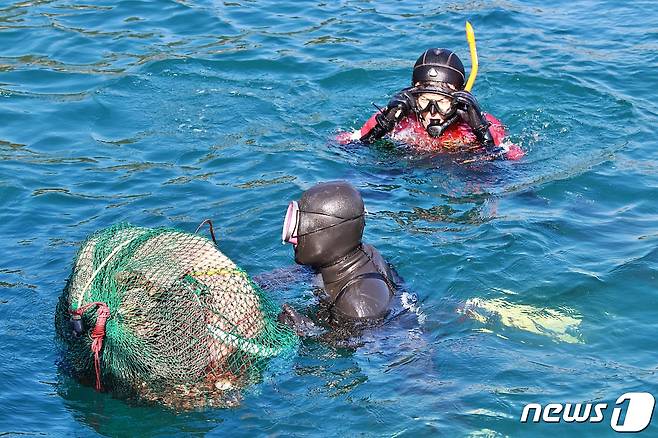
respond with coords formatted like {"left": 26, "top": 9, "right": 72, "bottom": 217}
{"left": 521, "top": 392, "right": 656, "bottom": 432}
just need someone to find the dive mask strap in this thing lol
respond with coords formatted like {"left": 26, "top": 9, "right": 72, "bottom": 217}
{"left": 295, "top": 213, "right": 364, "bottom": 240}
{"left": 282, "top": 201, "right": 365, "bottom": 245}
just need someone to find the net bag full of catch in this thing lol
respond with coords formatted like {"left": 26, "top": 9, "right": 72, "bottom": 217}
{"left": 54, "top": 223, "right": 298, "bottom": 409}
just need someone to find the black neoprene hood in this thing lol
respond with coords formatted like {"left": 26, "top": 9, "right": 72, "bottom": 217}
{"left": 293, "top": 181, "right": 365, "bottom": 268}
{"left": 412, "top": 48, "right": 466, "bottom": 90}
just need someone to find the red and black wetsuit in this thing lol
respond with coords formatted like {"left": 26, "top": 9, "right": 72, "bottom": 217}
{"left": 340, "top": 111, "right": 524, "bottom": 160}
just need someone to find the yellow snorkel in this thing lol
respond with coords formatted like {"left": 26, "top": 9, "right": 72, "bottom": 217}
{"left": 464, "top": 21, "right": 478, "bottom": 92}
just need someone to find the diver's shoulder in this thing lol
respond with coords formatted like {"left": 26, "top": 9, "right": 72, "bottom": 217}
{"left": 333, "top": 274, "right": 392, "bottom": 320}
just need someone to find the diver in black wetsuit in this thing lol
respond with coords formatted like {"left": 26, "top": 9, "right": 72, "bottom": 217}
{"left": 279, "top": 181, "right": 399, "bottom": 332}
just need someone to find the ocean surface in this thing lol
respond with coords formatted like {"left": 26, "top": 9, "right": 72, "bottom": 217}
{"left": 1, "top": 0, "right": 657, "bottom": 436}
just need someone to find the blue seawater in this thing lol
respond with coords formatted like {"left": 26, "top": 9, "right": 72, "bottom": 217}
{"left": 1, "top": 0, "right": 657, "bottom": 436}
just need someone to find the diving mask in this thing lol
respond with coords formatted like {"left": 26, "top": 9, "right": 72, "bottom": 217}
{"left": 282, "top": 201, "right": 300, "bottom": 245}
{"left": 411, "top": 86, "right": 459, "bottom": 138}
{"left": 415, "top": 92, "right": 454, "bottom": 117}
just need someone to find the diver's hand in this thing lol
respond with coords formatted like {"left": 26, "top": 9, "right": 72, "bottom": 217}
{"left": 278, "top": 303, "right": 325, "bottom": 337}
{"left": 385, "top": 89, "right": 415, "bottom": 122}
{"left": 360, "top": 90, "right": 414, "bottom": 143}
{"left": 451, "top": 90, "right": 481, "bottom": 112}
{"left": 452, "top": 91, "right": 501, "bottom": 156}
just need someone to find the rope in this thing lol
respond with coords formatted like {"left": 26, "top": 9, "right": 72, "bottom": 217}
{"left": 70, "top": 231, "right": 145, "bottom": 391}
{"left": 76, "top": 234, "right": 142, "bottom": 310}
{"left": 71, "top": 302, "right": 110, "bottom": 391}
{"left": 189, "top": 268, "right": 247, "bottom": 277}
{"left": 195, "top": 219, "right": 217, "bottom": 245}
{"left": 207, "top": 324, "right": 284, "bottom": 358}
{"left": 69, "top": 233, "right": 141, "bottom": 391}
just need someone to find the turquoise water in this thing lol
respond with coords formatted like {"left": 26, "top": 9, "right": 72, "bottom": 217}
{"left": 1, "top": 0, "right": 657, "bottom": 436}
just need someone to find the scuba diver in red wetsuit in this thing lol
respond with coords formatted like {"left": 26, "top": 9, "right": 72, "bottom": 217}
{"left": 338, "top": 43, "right": 524, "bottom": 160}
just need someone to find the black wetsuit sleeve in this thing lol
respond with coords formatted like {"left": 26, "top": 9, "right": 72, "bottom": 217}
{"left": 452, "top": 90, "right": 502, "bottom": 154}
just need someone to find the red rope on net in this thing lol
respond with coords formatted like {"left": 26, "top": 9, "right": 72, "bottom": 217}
{"left": 70, "top": 302, "right": 110, "bottom": 391}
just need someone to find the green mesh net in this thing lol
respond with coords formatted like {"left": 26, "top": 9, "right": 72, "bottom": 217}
{"left": 55, "top": 223, "right": 298, "bottom": 409}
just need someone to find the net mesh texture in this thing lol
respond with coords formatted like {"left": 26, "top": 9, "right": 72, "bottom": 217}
{"left": 55, "top": 223, "right": 298, "bottom": 409}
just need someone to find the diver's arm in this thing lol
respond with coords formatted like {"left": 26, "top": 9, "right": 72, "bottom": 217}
{"left": 359, "top": 89, "right": 415, "bottom": 143}
{"left": 452, "top": 90, "right": 504, "bottom": 156}
{"left": 278, "top": 304, "right": 326, "bottom": 337}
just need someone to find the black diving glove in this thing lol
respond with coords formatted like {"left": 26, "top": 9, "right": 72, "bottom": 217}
{"left": 278, "top": 304, "right": 325, "bottom": 337}
{"left": 360, "top": 89, "right": 415, "bottom": 143}
{"left": 452, "top": 90, "right": 504, "bottom": 157}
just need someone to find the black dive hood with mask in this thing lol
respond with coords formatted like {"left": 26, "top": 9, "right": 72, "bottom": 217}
{"left": 287, "top": 181, "right": 395, "bottom": 322}
{"left": 412, "top": 48, "right": 466, "bottom": 138}
{"left": 294, "top": 181, "right": 365, "bottom": 269}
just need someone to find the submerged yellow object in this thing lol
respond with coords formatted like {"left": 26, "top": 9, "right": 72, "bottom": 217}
{"left": 462, "top": 297, "right": 584, "bottom": 344}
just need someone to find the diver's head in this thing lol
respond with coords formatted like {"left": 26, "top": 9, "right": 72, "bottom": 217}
{"left": 282, "top": 181, "right": 365, "bottom": 268}
{"left": 412, "top": 48, "right": 465, "bottom": 89}
{"left": 411, "top": 48, "right": 465, "bottom": 137}
{"left": 412, "top": 83, "right": 459, "bottom": 136}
